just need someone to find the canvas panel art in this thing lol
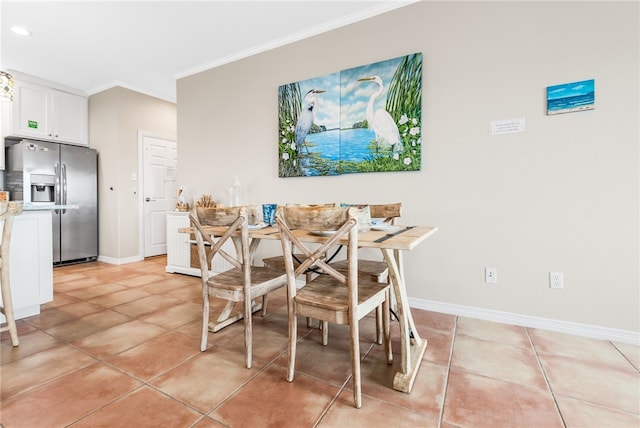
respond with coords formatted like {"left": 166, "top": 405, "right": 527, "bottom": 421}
{"left": 278, "top": 53, "right": 423, "bottom": 177}
{"left": 546, "top": 79, "right": 595, "bottom": 115}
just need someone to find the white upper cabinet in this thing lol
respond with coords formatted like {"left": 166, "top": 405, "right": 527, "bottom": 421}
{"left": 10, "top": 78, "right": 88, "bottom": 146}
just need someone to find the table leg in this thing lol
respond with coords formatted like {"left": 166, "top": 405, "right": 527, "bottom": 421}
{"left": 382, "top": 248, "right": 427, "bottom": 393}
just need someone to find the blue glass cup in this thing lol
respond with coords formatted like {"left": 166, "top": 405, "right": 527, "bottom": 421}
{"left": 262, "top": 204, "right": 277, "bottom": 226}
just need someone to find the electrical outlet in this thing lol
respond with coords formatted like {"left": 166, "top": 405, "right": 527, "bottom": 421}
{"left": 549, "top": 272, "right": 563, "bottom": 289}
{"left": 485, "top": 268, "right": 497, "bottom": 284}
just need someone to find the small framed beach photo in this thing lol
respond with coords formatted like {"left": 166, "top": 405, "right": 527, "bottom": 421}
{"left": 546, "top": 79, "right": 595, "bottom": 115}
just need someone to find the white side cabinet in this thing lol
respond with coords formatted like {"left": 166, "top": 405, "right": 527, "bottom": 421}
{"left": 0, "top": 210, "right": 54, "bottom": 321}
{"left": 10, "top": 78, "right": 88, "bottom": 146}
{"left": 165, "top": 212, "right": 199, "bottom": 276}
{"left": 165, "top": 211, "right": 233, "bottom": 277}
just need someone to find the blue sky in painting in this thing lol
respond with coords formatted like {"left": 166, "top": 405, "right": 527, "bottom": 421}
{"left": 547, "top": 79, "right": 594, "bottom": 100}
{"left": 293, "top": 55, "right": 408, "bottom": 130}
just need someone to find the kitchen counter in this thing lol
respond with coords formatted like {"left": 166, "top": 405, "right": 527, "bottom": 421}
{"left": 0, "top": 210, "right": 53, "bottom": 320}
{"left": 22, "top": 203, "right": 80, "bottom": 211}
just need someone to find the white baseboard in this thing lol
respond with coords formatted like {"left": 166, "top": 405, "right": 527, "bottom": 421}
{"left": 97, "top": 255, "right": 144, "bottom": 265}
{"left": 410, "top": 297, "right": 640, "bottom": 346}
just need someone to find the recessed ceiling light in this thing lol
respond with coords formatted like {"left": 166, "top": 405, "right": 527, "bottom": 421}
{"left": 11, "top": 27, "right": 32, "bottom": 36}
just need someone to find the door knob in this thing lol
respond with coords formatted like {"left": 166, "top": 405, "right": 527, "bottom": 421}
{"left": 145, "top": 197, "right": 151, "bottom": 202}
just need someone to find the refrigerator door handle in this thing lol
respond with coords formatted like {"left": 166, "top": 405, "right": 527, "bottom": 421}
{"left": 62, "top": 163, "right": 67, "bottom": 214}
{"left": 54, "top": 162, "right": 61, "bottom": 214}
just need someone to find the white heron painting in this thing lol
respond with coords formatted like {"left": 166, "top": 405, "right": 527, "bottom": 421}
{"left": 278, "top": 52, "right": 422, "bottom": 177}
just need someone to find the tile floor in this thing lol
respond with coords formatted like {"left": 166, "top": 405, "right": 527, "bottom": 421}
{"left": 1, "top": 256, "right": 639, "bottom": 427}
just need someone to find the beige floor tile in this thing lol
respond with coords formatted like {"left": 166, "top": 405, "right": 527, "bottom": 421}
{"left": 457, "top": 316, "right": 531, "bottom": 348}
{"left": 138, "top": 276, "right": 199, "bottom": 295}
{"left": 1, "top": 344, "right": 97, "bottom": 400}
{"left": 451, "top": 335, "right": 548, "bottom": 389}
{"left": 112, "top": 294, "right": 183, "bottom": 318}
{"left": 63, "top": 282, "right": 129, "bottom": 300}
{"left": 42, "top": 309, "right": 132, "bottom": 342}
{"left": 72, "top": 319, "right": 167, "bottom": 358}
{"left": 1, "top": 329, "right": 61, "bottom": 364}
{"left": 114, "top": 273, "right": 170, "bottom": 287}
{"left": 26, "top": 301, "right": 106, "bottom": 328}
{"left": 0, "top": 363, "right": 141, "bottom": 427}
{"left": 320, "top": 388, "right": 439, "bottom": 427}
{"left": 539, "top": 353, "right": 640, "bottom": 414}
{"left": 71, "top": 385, "right": 202, "bottom": 427}
{"left": 40, "top": 291, "right": 82, "bottom": 308}
{"left": 139, "top": 300, "right": 203, "bottom": 329}
{"left": 358, "top": 345, "right": 447, "bottom": 417}
{"left": 273, "top": 333, "right": 362, "bottom": 388}
{"left": 613, "top": 341, "right": 640, "bottom": 371}
{"left": 88, "top": 288, "right": 152, "bottom": 307}
{"left": 530, "top": 329, "right": 634, "bottom": 368}
{"left": 150, "top": 346, "right": 266, "bottom": 412}
{"left": 54, "top": 275, "right": 109, "bottom": 292}
{"left": 410, "top": 309, "right": 456, "bottom": 333}
{"left": 210, "top": 364, "right": 339, "bottom": 427}
{"left": 555, "top": 394, "right": 640, "bottom": 428}
{"left": 442, "top": 368, "right": 563, "bottom": 428}
{"left": 106, "top": 331, "right": 200, "bottom": 381}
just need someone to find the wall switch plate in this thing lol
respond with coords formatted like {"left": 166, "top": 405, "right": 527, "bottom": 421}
{"left": 549, "top": 272, "right": 563, "bottom": 289}
{"left": 485, "top": 267, "right": 497, "bottom": 284}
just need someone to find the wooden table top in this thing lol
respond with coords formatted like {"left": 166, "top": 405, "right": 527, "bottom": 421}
{"left": 179, "top": 224, "right": 438, "bottom": 251}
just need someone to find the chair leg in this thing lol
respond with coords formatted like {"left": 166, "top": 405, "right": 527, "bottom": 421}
{"left": 1, "top": 268, "right": 19, "bottom": 346}
{"left": 375, "top": 305, "right": 383, "bottom": 345}
{"left": 322, "top": 321, "right": 329, "bottom": 345}
{"left": 261, "top": 295, "right": 268, "bottom": 317}
{"left": 200, "top": 286, "right": 210, "bottom": 352}
{"left": 383, "top": 289, "right": 393, "bottom": 364}
{"left": 244, "top": 295, "right": 253, "bottom": 369}
{"left": 350, "top": 315, "right": 362, "bottom": 408}
{"left": 287, "top": 301, "right": 297, "bottom": 382}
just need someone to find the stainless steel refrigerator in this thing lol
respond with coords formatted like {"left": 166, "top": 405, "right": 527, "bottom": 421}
{"left": 4, "top": 138, "right": 98, "bottom": 265}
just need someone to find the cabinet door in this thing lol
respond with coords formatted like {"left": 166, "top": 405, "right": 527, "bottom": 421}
{"left": 0, "top": 211, "right": 54, "bottom": 321}
{"left": 166, "top": 212, "right": 191, "bottom": 268}
{"left": 53, "top": 90, "right": 88, "bottom": 145}
{"left": 11, "top": 81, "right": 51, "bottom": 140}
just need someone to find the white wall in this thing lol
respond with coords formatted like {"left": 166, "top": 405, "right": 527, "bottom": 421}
{"left": 176, "top": 2, "right": 639, "bottom": 333}
{"left": 90, "top": 87, "right": 176, "bottom": 261}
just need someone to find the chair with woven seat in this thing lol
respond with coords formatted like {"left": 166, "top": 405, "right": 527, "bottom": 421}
{"left": 276, "top": 205, "right": 392, "bottom": 408}
{"left": 190, "top": 205, "right": 287, "bottom": 368}
{"left": 0, "top": 201, "right": 24, "bottom": 347}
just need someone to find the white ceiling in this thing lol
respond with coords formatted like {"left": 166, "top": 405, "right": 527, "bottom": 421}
{"left": 1, "top": 1, "right": 412, "bottom": 103}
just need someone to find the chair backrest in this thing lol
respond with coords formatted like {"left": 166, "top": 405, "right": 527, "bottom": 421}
{"left": 189, "top": 205, "right": 258, "bottom": 278}
{"left": 276, "top": 205, "right": 361, "bottom": 288}
{"left": 369, "top": 203, "right": 402, "bottom": 224}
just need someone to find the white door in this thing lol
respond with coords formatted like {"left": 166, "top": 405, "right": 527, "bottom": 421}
{"left": 143, "top": 135, "right": 177, "bottom": 257}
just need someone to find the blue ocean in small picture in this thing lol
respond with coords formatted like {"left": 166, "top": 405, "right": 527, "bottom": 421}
{"left": 547, "top": 79, "right": 595, "bottom": 115}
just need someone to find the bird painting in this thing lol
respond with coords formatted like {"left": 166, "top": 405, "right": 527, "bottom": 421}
{"left": 357, "top": 76, "right": 403, "bottom": 154}
{"left": 295, "top": 89, "right": 325, "bottom": 153}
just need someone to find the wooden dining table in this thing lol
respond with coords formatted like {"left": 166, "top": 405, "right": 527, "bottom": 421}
{"left": 179, "top": 223, "right": 438, "bottom": 394}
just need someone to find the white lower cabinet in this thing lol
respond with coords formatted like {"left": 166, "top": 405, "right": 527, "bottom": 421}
{"left": 165, "top": 211, "right": 233, "bottom": 277}
{"left": 0, "top": 210, "right": 53, "bottom": 321}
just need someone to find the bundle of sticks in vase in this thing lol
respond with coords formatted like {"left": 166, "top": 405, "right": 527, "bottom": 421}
{"left": 194, "top": 194, "right": 218, "bottom": 208}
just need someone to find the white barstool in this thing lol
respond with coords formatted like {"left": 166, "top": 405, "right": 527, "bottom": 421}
{"left": 0, "top": 201, "right": 24, "bottom": 346}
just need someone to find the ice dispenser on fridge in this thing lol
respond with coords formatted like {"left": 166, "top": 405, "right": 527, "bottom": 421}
{"left": 30, "top": 174, "right": 55, "bottom": 202}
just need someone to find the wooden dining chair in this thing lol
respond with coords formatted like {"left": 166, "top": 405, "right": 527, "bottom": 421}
{"left": 262, "top": 203, "right": 341, "bottom": 328}
{"left": 190, "top": 205, "right": 287, "bottom": 369}
{"left": 276, "top": 205, "right": 392, "bottom": 408}
{"left": 0, "top": 201, "right": 23, "bottom": 347}
{"left": 329, "top": 203, "right": 402, "bottom": 344}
